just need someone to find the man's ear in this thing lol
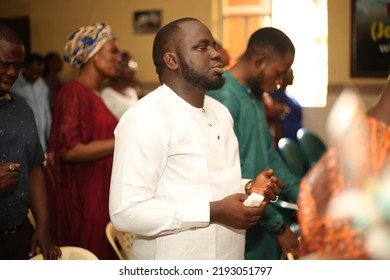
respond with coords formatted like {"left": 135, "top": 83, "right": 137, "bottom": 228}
{"left": 163, "top": 52, "right": 179, "bottom": 71}
{"left": 254, "top": 55, "right": 267, "bottom": 70}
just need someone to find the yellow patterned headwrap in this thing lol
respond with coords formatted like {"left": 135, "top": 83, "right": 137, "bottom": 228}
{"left": 64, "top": 23, "right": 114, "bottom": 69}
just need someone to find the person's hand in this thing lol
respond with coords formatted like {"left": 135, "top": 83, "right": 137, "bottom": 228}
{"left": 0, "top": 162, "right": 20, "bottom": 192}
{"left": 280, "top": 105, "right": 291, "bottom": 120}
{"left": 210, "top": 193, "right": 267, "bottom": 229}
{"left": 247, "top": 168, "right": 284, "bottom": 203}
{"left": 30, "top": 227, "right": 62, "bottom": 260}
{"left": 263, "top": 96, "right": 290, "bottom": 123}
{"left": 275, "top": 222, "right": 300, "bottom": 260}
{"left": 273, "top": 100, "right": 290, "bottom": 120}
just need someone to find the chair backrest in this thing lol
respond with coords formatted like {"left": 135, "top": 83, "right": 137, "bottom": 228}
{"left": 29, "top": 246, "right": 98, "bottom": 260}
{"left": 297, "top": 128, "right": 327, "bottom": 167}
{"left": 278, "top": 138, "right": 308, "bottom": 179}
{"left": 105, "top": 221, "right": 134, "bottom": 260}
{"left": 27, "top": 209, "right": 36, "bottom": 229}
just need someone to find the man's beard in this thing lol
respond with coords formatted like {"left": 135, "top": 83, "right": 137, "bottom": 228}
{"left": 180, "top": 59, "right": 225, "bottom": 90}
{"left": 248, "top": 71, "right": 265, "bottom": 99}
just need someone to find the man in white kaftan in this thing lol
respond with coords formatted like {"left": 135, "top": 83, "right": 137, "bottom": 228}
{"left": 109, "top": 18, "right": 282, "bottom": 260}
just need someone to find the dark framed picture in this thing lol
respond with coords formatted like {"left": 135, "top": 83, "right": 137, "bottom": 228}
{"left": 134, "top": 10, "right": 161, "bottom": 34}
{"left": 351, "top": 0, "right": 390, "bottom": 77}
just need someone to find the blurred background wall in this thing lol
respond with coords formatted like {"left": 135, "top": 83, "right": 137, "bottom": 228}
{"left": 0, "top": 0, "right": 387, "bottom": 143}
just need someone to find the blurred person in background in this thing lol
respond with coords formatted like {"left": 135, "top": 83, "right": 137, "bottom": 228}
{"left": 101, "top": 51, "right": 139, "bottom": 119}
{"left": 46, "top": 22, "right": 121, "bottom": 259}
{"left": 11, "top": 53, "right": 51, "bottom": 152}
{"left": 270, "top": 69, "right": 302, "bottom": 144}
{"left": 298, "top": 76, "right": 390, "bottom": 259}
{"left": 43, "top": 52, "right": 64, "bottom": 111}
{"left": 216, "top": 41, "right": 230, "bottom": 68}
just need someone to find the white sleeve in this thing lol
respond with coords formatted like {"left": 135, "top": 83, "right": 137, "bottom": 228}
{"left": 109, "top": 114, "right": 209, "bottom": 237}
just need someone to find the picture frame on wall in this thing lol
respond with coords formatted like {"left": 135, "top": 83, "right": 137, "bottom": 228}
{"left": 351, "top": 0, "right": 390, "bottom": 77}
{"left": 134, "top": 10, "right": 161, "bottom": 34}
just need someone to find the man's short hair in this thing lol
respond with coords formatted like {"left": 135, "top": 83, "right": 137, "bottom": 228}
{"left": 0, "top": 23, "right": 24, "bottom": 45}
{"left": 152, "top": 17, "right": 199, "bottom": 76}
{"left": 243, "top": 27, "right": 295, "bottom": 61}
{"left": 24, "top": 53, "right": 45, "bottom": 67}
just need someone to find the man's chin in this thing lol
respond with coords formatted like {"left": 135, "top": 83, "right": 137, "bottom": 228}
{"left": 251, "top": 87, "right": 264, "bottom": 98}
{"left": 205, "top": 77, "right": 225, "bottom": 91}
{"left": 0, "top": 85, "right": 11, "bottom": 95}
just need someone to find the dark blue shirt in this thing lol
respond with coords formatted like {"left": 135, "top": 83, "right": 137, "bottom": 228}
{"left": 0, "top": 94, "right": 45, "bottom": 233}
{"left": 271, "top": 89, "right": 302, "bottom": 142}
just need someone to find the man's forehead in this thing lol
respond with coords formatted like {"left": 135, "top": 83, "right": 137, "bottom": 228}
{"left": 0, "top": 40, "right": 24, "bottom": 54}
{"left": 272, "top": 52, "right": 293, "bottom": 68}
{"left": 178, "top": 20, "right": 208, "bottom": 34}
{"left": 177, "top": 21, "right": 214, "bottom": 43}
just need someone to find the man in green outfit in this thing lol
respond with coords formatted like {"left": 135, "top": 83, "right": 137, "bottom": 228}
{"left": 207, "top": 27, "right": 300, "bottom": 260}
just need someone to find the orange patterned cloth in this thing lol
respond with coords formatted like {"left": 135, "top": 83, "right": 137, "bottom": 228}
{"left": 297, "top": 116, "right": 390, "bottom": 259}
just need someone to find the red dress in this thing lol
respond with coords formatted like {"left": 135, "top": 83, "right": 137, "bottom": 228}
{"left": 46, "top": 80, "right": 118, "bottom": 259}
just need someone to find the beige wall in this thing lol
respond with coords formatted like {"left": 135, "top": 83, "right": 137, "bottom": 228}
{"left": 0, "top": 0, "right": 387, "bottom": 141}
{"left": 1, "top": 0, "right": 386, "bottom": 85}
{"left": 0, "top": 0, "right": 214, "bottom": 83}
{"left": 303, "top": 86, "right": 382, "bottom": 145}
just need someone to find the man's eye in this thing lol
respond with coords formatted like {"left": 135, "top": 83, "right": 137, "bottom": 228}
{"left": 0, "top": 61, "right": 23, "bottom": 71}
{"left": 0, "top": 61, "right": 9, "bottom": 68}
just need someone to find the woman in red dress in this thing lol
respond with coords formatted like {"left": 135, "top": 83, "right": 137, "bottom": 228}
{"left": 46, "top": 23, "right": 121, "bottom": 259}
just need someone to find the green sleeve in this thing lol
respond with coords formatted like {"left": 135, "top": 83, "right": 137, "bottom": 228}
{"left": 262, "top": 132, "right": 299, "bottom": 232}
{"left": 261, "top": 204, "right": 285, "bottom": 233}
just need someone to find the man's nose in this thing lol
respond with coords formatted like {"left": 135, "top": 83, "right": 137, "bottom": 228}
{"left": 5, "top": 65, "right": 19, "bottom": 78}
{"left": 210, "top": 47, "right": 221, "bottom": 60}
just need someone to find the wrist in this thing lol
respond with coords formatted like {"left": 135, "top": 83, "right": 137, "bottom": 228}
{"left": 244, "top": 180, "right": 254, "bottom": 195}
{"left": 274, "top": 222, "right": 287, "bottom": 236}
{"left": 209, "top": 201, "right": 221, "bottom": 224}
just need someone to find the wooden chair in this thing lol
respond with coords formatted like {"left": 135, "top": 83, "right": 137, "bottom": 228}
{"left": 105, "top": 221, "right": 134, "bottom": 260}
{"left": 27, "top": 209, "right": 36, "bottom": 229}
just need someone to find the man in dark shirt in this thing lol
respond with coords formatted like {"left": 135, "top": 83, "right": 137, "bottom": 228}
{"left": 0, "top": 23, "right": 60, "bottom": 259}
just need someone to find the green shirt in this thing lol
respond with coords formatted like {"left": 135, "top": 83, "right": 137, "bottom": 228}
{"left": 207, "top": 71, "right": 300, "bottom": 259}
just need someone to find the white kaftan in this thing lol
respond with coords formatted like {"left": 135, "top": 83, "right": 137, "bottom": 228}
{"left": 109, "top": 84, "right": 246, "bottom": 259}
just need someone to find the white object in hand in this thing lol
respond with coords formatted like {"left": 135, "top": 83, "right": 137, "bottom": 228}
{"left": 243, "top": 192, "right": 264, "bottom": 207}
